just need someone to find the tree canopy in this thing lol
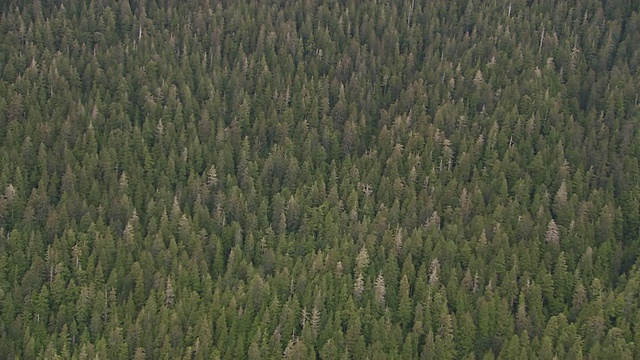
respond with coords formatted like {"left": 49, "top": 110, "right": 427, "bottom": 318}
{"left": 1, "top": 0, "right": 640, "bottom": 358}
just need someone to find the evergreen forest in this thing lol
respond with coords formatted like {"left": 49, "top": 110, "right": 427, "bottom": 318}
{"left": 1, "top": 0, "right": 640, "bottom": 358}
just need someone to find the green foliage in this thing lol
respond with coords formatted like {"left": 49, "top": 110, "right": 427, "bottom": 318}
{"left": 1, "top": 0, "right": 640, "bottom": 357}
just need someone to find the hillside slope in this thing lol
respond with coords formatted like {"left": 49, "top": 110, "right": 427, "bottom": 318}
{"left": 1, "top": 0, "right": 640, "bottom": 358}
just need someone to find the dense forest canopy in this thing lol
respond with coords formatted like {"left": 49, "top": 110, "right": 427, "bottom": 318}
{"left": 1, "top": 0, "right": 640, "bottom": 358}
